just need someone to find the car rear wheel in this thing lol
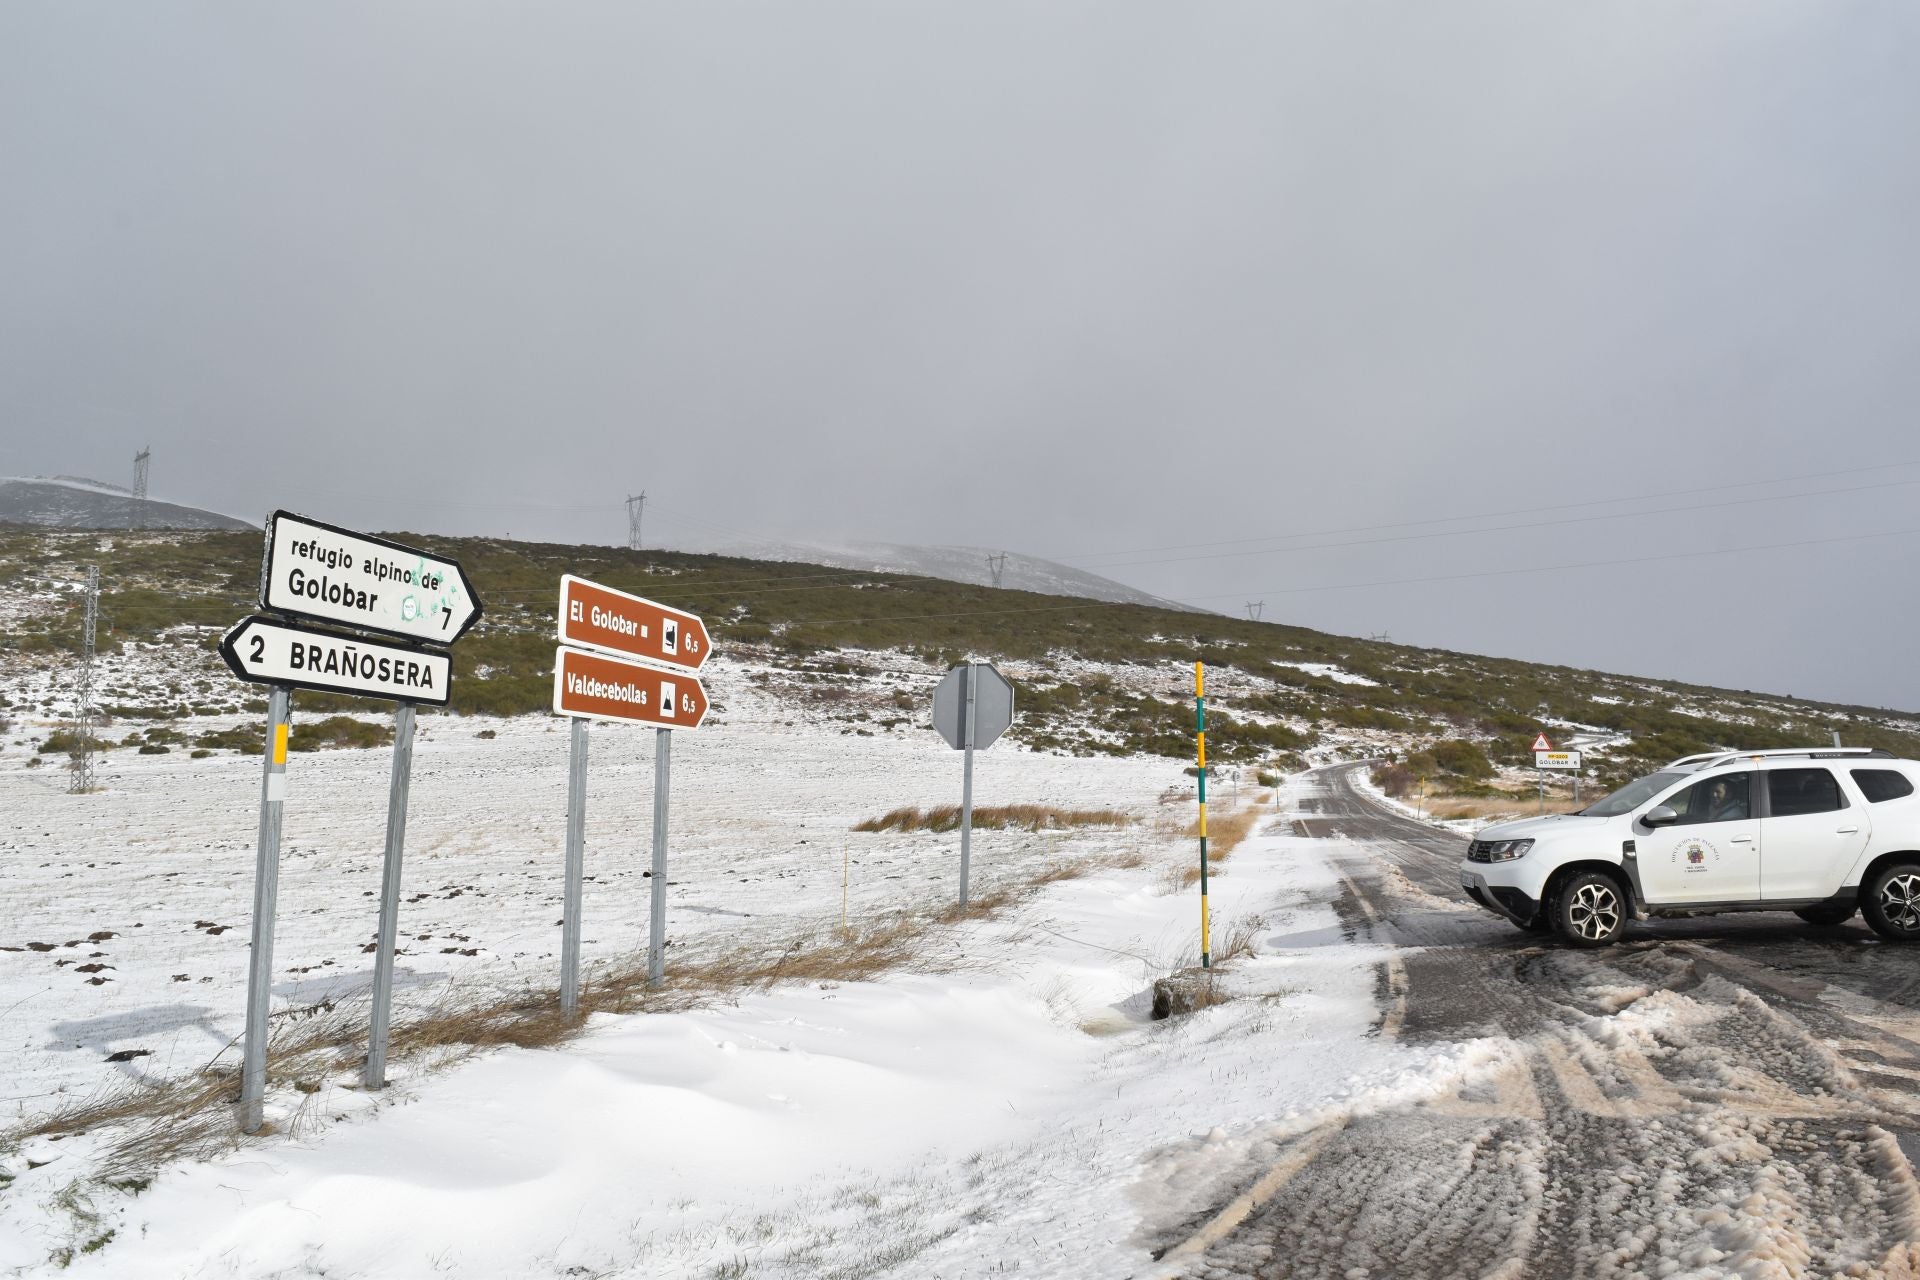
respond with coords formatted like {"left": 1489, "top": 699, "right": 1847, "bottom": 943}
{"left": 1862, "top": 863, "right": 1920, "bottom": 943}
{"left": 1793, "top": 903, "right": 1856, "bottom": 928}
{"left": 1554, "top": 872, "right": 1626, "bottom": 948}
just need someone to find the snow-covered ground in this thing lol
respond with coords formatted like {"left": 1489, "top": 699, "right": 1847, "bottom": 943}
{"left": 1270, "top": 660, "right": 1378, "bottom": 687}
{"left": 1, "top": 731, "right": 1482, "bottom": 1276}
{"left": 0, "top": 678, "right": 1172, "bottom": 1125}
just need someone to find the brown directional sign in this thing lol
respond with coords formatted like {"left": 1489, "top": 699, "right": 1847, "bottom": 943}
{"left": 553, "top": 646, "right": 710, "bottom": 729}
{"left": 558, "top": 574, "right": 710, "bottom": 670}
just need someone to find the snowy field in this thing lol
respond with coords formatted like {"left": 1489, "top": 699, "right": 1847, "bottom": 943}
{"left": 0, "top": 675, "right": 1178, "bottom": 1127}
{"left": 1, "top": 763, "right": 1465, "bottom": 1278}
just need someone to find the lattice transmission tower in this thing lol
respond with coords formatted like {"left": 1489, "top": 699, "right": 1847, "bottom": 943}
{"left": 1244, "top": 601, "right": 1265, "bottom": 622}
{"left": 69, "top": 567, "right": 99, "bottom": 794}
{"left": 985, "top": 553, "right": 1008, "bottom": 588}
{"left": 132, "top": 448, "right": 151, "bottom": 501}
{"left": 626, "top": 492, "right": 646, "bottom": 551}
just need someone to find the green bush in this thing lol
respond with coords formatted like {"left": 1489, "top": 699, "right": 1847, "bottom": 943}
{"left": 1430, "top": 739, "right": 1494, "bottom": 779}
{"left": 289, "top": 716, "right": 393, "bottom": 752}
{"left": 37, "top": 729, "right": 101, "bottom": 756}
{"left": 194, "top": 726, "right": 263, "bottom": 755}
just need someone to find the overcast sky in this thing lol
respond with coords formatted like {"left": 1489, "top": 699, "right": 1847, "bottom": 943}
{"left": 5, "top": 2, "right": 1919, "bottom": 709}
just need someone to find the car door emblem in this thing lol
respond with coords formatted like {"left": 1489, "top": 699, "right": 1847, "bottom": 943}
{"left": 1676, "top": 838, "right": 1716, "bottom": 871}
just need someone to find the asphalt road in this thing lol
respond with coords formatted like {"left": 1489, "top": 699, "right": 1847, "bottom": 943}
{"left": 1160, "top": 763, "right": 1920, "bottom": 1280}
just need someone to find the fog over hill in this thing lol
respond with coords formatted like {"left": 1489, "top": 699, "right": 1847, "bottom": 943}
{"left": 665, "top": 534, "right": 1202, "bottom": 612}
{"left": 0, "top": 476, "right": 254, "bottom": 532}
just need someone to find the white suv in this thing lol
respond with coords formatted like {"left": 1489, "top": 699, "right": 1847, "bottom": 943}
{"left": 1459, "top": 748, "right": 1920, "bottom": 946}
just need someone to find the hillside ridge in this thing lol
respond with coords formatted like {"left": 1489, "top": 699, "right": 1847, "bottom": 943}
{"left": 2, "top": 526, "right": 1916, "bottom": 787}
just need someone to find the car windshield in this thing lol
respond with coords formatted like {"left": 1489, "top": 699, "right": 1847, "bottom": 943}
{"left": 1578, "top": 770, "right": 1688, "bottom": 818}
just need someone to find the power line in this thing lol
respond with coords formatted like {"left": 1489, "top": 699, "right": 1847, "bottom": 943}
{"left": 789, "top": 525, "right": 1920, "bottom": 627}
{"left": 1069, "top": 475, "right": 1920, "bottom": 574}
{"left": 1057, "top": 457, "right": 1920, "bottom": 566}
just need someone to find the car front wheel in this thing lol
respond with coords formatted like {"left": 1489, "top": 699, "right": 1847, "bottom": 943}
{"left": 1554, "top": 872, "right": 1627, "bottom": 947}
{"left": 1862, "top": 863, "right": 1920, "bottom": 943}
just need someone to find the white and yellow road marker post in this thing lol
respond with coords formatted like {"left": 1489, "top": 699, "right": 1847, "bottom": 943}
{"left": 1196, "top": 662, "right": 1212, "bottom": 970}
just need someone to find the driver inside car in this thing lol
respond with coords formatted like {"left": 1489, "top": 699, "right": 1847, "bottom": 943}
{"left": 1705, "top": 779, "right": 1748, "bottom": 822}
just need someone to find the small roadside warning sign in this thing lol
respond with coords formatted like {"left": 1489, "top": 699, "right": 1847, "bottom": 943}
{"left": 1531, "top": 732, "right": 1555, "bottom": 753}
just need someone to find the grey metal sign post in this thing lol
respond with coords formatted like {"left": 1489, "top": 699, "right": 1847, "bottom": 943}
{"left": 240, "top": 686, "right": 291, "bottom": 1133}
{"left": 550, "top": 574, "right": 712, "bottom": 1002}
{"left": 223, "top": 516, "right": 476, "bottom": 1130}
{"left": 364, "top": 702, "right": 416, "bottom": 1088}
{"left": 960, "top": 668, "right": 977, "bottom": 904}
{"left": 560, "top": 717, "right": 588, "bottom": 1017}
{"left": 932, "top": 662, "right": 1015, "bottom": 908}
{"left": 650, "top": 728, "right": 670, "bottom": 983}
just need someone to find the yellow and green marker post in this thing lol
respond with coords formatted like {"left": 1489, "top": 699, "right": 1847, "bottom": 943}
{"left": 1196, "top": 661, "right": 1211, "bottom": 969}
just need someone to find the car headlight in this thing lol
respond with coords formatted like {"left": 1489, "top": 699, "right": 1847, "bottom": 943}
{"left": 1486, "top": 839, "right": 1534, "bottom": 862}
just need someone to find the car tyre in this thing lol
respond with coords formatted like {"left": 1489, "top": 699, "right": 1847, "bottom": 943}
{"left": 1861, "top": 862, "right": 1920, "bottom": 943}
{"left": 1553, "top": 872, "right": 1626, "bottom": 948}
{"left": 1793, "top": 904, "right": 1856, "bottom": 928}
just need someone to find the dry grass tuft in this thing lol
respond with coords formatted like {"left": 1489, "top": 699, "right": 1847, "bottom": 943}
{"left": 852, "top": 804, "right": 1132, "bottom": 834}
{"left": 1214, "top": 913, "right": 1268, "bottom": 965}
{"left": 1189, "top": 807, "right": 1263, "bottom": 859}
{"left": 1172, "top": 805, "right": 1267, "bottom": 888}
{"left": 1423, "top": 792, "right": 1582, "bottom": 822}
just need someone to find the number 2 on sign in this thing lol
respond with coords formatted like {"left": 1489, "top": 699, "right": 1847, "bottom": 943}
{"left": 250, "top": 634, "right": 265, "bottom": 663}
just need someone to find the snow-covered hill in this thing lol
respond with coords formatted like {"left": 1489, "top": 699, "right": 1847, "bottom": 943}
{"left": 670, "top": 533, "right": 1202, "bottom": 612}
{"left": 0, "top": 477, "right": 254, "bottom": 532}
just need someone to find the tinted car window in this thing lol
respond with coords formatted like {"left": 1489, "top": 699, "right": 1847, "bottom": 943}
{"left": 1853, "top": 768, "right": 1917, "bottom": 804}
{"left": 1768, "top": 768, "right": 1848, "bottom": 817}
{"left": 1583, "top": 770, "right": 1687, "bottom": 817}
{"left": 1660, "top": 773, "right": 1751, "bottom": 825}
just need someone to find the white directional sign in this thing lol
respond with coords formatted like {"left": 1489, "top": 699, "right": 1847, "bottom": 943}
{"left": 1536, "top": 750, "right": 1582, "bottom": 771}
{"left": 261, "top": 511, "right": 482, "bottom": 645}
{"left": 220, "top": 615, "right": 453, "bottom": 706}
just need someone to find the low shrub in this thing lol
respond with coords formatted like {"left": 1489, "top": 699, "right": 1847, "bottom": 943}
{"left": 1430, "top": 739, "right": 1494, "bottom": 779}
{"left": 193, "top": 727, "right": 262, "bottom": 755}
{"left": 289, "top": 716, "right": 394, "bottom": 752}
{"left": 852, "top": 804, "right": 1132, "bottom": 834}
{"left": 37, "top": 729, "right": 100, "bottom": 756}
{"left": 1372, "top": 762, "right": 1415, "bottom": 798}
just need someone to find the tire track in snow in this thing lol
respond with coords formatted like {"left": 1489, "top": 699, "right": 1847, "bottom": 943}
{"left": 1162, "top": 764, "right": 1920, "bottom": 1279}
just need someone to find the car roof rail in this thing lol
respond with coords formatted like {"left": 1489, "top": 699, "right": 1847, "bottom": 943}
{"left": 1672, "top": 746, "right": 1895, "bottom": 769}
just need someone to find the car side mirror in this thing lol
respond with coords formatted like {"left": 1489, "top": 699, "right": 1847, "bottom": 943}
{"left": 1643, "top": 804, "right": 1679, "bottom": 828}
